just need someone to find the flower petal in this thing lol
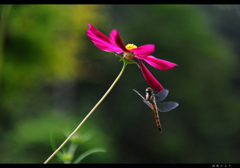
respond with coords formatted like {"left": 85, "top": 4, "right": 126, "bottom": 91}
{"left": 143, "top": 55, "right": 178, "bottom": 71}
{"left": 87, "top": 24, "right": 124, "bottom": 53}
{"left": 131, "top": 44, "right": 155, "bottom": 58}
{"left": 138, "top": 59, "right": 164, "bottom": 92}
{"left": 87, "top": 24, "right": 110, "bottom": 42}
{"left": 110, "top": 29, "right": 128, "bottom": 52}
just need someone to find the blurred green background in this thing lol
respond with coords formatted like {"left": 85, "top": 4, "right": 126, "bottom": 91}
{"left": 0, "top": 4, "right": 240, "bottom": 163}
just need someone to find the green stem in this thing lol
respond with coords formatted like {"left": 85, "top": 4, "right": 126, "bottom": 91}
{"left": 44, "top": 62, "right": 127, "bottom": 164}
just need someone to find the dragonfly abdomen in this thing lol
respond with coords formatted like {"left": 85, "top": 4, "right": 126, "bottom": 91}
{"left": 151, "top": 104, "right": 162, "bottom": 133}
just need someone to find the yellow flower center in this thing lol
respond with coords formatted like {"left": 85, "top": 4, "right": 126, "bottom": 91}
{"left": 125, "top": 44, "right": 137, "bottom": 51}
{"left": 123, "top": 44, "right": 137, "bottom": 61}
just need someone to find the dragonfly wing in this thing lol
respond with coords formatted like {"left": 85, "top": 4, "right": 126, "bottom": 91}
{"left": 134, "top": 90, "right": 155, "bottom": 111}
{"left": 143, "top": 99, "right": 153, "bottom": 109}
{"left": 154, "top": 89, "right": 169, "bottom": 103}
{"left": 134, "top": 89, "right": 157, "bottom": 111}
{"left": 133, "top": 89, "right": 145, "bottom": 100}
{"left": 157, "top": 101, "right": 179, "bottom": 112}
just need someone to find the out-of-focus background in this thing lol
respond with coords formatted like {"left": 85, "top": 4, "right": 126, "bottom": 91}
{"left": 0, "top": 4, "right": 240, "bottom": 163}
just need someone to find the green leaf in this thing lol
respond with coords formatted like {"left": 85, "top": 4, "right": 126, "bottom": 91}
{"left": 129, "top": 60, "right": 140, "bottom": 68}
{"left": 65, "top": 132, "right": 92, "bottom": 145}
{"left": 50, "top": 132, "right": 62, "bottom": 160}
{"left": 73, "top": 148, "right": 106, "bottom": 164}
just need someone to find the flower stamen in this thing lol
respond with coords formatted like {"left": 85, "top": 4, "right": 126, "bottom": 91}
{"left": 125, "top": 44, "right": 137, "bottom": 51}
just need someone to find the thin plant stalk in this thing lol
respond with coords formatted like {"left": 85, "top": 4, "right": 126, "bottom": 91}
{"left": 44, "top": 62, "right": 127, "bottom": 164}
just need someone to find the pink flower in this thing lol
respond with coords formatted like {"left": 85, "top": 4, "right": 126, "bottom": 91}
{"left": 87, "top": 24, "right": 177, "bottom": 92}
{"left": 138, "top": 59, "right": 164, "bottom": 92}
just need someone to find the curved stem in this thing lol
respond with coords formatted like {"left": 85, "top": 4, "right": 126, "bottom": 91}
{"left": 44, "top": 62, "right": 127, "bottom": 164}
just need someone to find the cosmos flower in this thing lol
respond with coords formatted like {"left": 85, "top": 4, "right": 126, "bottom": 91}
{"left": 87, "top": 24, "right": 177, "bottom": 92}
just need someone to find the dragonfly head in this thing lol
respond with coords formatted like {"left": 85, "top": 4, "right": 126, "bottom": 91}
{"left": 146, "top": 87, "right": 153, "bottom": 94}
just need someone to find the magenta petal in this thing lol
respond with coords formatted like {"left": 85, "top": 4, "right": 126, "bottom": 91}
{"left": 87, "top": 24, "right": 124, "bottom": 53}
{"left": 143, "top": 55, "right": 178, "bottom": 71}
{"left": 87, "top": 24, "right": 110, "bottom": 42}
{"left": 110, "top": 29, "right": 128, "bottom": 52}
{"left": 138, "top": 59, "right": 164, "bottom": 92}
{"left": 131, "top": 44, "right": 155, "bottom": 58}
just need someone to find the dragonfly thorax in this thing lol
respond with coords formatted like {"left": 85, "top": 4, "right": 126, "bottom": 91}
{"left": 145, "top": 87, "right": 155, "bottom": 104}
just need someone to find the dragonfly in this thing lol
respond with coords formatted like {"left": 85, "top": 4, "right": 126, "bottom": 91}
{"left": 133, "top": 87, "right": 179, "bottom": 133}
